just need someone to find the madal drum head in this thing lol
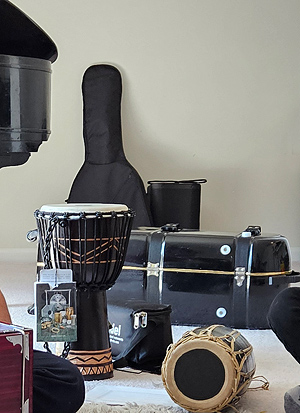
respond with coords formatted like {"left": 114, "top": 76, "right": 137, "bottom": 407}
{"left": 162, "top": 325, "right": 255, "bottom": 413}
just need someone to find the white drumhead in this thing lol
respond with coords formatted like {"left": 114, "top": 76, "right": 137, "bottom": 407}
{"left": 39, "top": 203, "right": 129, "bottom": 213}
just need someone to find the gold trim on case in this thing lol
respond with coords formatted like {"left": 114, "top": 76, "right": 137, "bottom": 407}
{"left": 122, "top": 265, "right": 292, "bottom": 277}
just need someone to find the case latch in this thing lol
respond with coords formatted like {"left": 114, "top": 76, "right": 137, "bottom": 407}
{"left": 161, "top": 223, "right": 181, "bottom": 232}
{"left": 22, "top": 399, "right": 29, "bottom": 413}
{"left": 243, "top": 226, "right": 261, "bottom": 236}
{"left": 147, "top": 262, "right": 160, "bottom": 276}
{"left": 234, "top": 267, "right": 246, "bottom": 287}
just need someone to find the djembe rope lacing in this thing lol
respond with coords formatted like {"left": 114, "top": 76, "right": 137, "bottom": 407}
{"left": 35, "top": 209, "right": 132, "bottom": 287}
{"left": 41, "top": 214, "right": 59, "bottom": 270}
{"left": 162, "top": 325, "right": 256, "bottom": 413}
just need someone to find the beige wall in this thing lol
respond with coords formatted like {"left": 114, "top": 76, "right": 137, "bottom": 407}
{"left": 1, "top": 0, "right": 300, "bottom": 259}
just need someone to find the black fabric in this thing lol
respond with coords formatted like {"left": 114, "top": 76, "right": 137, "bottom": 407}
{"left": 147, "top": 179, "right": 206, "bottom": 229}
{"left": 108, "top": 300, "right": 172, "bottom": 373}
{"left": 33, "top": 350, "right": 85, "bottom": 413}
{"left": 268, "top": 287, "right": 300, "bottom": 364}
{"left": 0, "top": 0, "right": 58, "bottom": 62}
{"left": 67, "top": 64, "right": 152, "bottom": 229}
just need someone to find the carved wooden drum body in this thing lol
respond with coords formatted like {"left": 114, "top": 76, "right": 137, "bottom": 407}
{"left": 35, "top": 203, "right": 134, "bottom": 379}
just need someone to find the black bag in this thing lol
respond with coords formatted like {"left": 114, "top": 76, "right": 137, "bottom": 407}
{"left": 108, "top": 300, "right": 173, "bottom": 374}
{"left": 147, "top": 179, "right": 207, "bottom": 229}
{"left": 67, "top": 64, "right": 153, "bottom": 228}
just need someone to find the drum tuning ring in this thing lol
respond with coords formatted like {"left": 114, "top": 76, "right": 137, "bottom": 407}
{"left": 26, "top": 229, "right": 38, "bottom": 243}
{"left": 58, "top": 219, "right": 67, "bottom": 227}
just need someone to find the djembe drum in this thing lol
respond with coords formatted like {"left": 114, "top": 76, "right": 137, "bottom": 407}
{"left": 162, "top": 325, "right": 256, "bottom": 413}
{"left": 34, "top": 203, "right": 134, "bottom": 380}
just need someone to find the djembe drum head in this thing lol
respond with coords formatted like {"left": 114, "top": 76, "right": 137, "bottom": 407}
{"left": 162, "top": 325, "right": 255, "bottom": 413}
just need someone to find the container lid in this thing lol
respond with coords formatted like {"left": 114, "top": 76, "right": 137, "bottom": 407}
{"left": 0, "top": 1, "right": 58, "bottom": 63}
{"left": 148, "top": 179, "right": 207, "bottom": 185}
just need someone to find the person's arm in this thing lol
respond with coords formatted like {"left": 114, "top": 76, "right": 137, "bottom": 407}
{"left": 0, "top": 290, "right": 12, "bottom": 324}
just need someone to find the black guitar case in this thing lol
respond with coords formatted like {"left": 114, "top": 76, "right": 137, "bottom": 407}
{"left": 67, "top": 64, "right": 152, "bottom": 228}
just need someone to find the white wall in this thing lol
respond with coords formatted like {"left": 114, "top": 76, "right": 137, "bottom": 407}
{"left": 1, "top": 0, "right": 300, "bottom": 260}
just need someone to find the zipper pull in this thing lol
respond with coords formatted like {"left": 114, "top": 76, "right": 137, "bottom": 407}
{"left": 140, "top": 312, "right": 147, "bottom": 328}
{"left": 133, "top": 311, "right": 148, "bottom": 329}
{"left": 134, "top": 313, "right": 140, "bottom": 329}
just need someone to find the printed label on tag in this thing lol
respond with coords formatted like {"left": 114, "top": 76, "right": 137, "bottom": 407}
{"left": 35, "top": 281, "right": 77, "bottom": 342}
{"left": 40, "top": 269, "right": 73, "bottom": 287}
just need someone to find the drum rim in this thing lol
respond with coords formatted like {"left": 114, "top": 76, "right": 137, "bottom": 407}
{"left": 162, "top": 337, "right": 237, "bottom": 412}
{"left": 38, "top": 203, "right": 129, "bottom": 215}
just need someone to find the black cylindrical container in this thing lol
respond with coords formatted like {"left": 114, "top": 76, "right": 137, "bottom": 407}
{"left": 147, "top": 179, "right": 207, "bottom": 230}
{"left": 0, "top": 54, "right": 52, "bottom": 159}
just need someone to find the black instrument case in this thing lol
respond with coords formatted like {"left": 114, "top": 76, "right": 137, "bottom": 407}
{"left": 107, "top": 225, "right": 300, "bottom": 329}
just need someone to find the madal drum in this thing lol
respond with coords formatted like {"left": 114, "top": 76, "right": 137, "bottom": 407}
{"left": 162, "top": 325, "right": 255, "bottom": 412}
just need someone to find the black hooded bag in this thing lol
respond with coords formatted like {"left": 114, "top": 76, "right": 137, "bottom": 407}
{"left": 67, "top": 64, "right": 152, "bottom": 228}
